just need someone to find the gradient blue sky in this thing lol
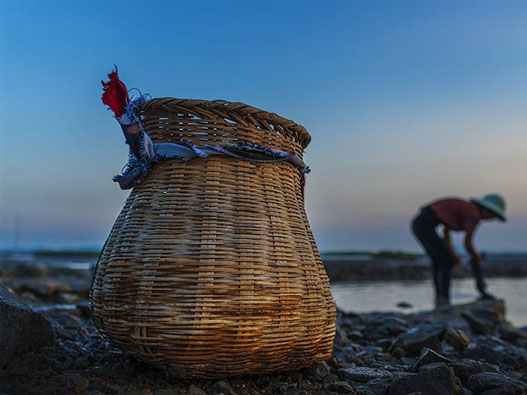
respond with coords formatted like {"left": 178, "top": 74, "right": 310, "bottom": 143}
{"left": 1, "top": 1, "right": 526, "bottom": 252}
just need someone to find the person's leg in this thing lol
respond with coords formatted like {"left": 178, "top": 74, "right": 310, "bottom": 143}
{"left": 431, "top": 260, "right": 441, "bottom": 300}
{"left": 438, "top": 249, "right": 455, "bottom": 301}
{"left": 412, "top": 209, "right": 443, "bottom": 300}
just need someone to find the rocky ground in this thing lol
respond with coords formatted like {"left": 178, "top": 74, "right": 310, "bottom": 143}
{"left": 1, "top": 264, "right": 526, "bottom": 395}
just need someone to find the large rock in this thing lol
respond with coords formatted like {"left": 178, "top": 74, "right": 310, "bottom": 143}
{"left": 187, "top": 384, "right": 207, "bottom": 395}
{"left": 211, "top": 380, "right": 238, "bottom": 395}
{"left": 0, "top": 284, "right": 53, "bottom": 368}
{"left": 444, "top": 327, "right": 471, "bottom": 352}
{"left": 13, "top": 262, "right": 48, "bottom": 277}
{"left": 387, "top": 363, "right": 457, "bottom": 395}
{"left": 413, "top": 347, "right": 453, "bottom": 371}
{"left": 389, "top": 325, "right": 443, "bottom": 356}
{"left": 450, "top": 359, "right": 501, "bottom": 387}
{"left": 334, "top": 324, "right": 350, "bottom": 347}
{"left": 337, "top": 367, "right": 392, "bottom": 383}
{"left": 464, "top": 338, "right": 527, "bottom": 372}
{"left": 353, "top": 378, "right": 393, "bottom": 395}
{"left": 461, "top": 301, "right": 505, "bottom": 335}
{"left": 303, "top": 361, "right": 332, "bottom": 380}
{"left": 468, "top": 372, "right": 527, "bottom": 395}
{"left": 324, "top": 381, "right": 356, "bottom": 394}
{"left": 367, "top": 315, "right": 409, "bottom": 337}
{"left": 498, "top": 323, "right": 527, "bottom": 344}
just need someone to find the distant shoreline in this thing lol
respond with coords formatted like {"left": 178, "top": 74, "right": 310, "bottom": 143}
{"left": 1, "top": 249, "right": 526, "bottom": 283}
{"left": 322, "top": 253, "right": 527, "bottom": 282}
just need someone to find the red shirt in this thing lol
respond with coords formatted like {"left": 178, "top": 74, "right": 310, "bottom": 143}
{"left": 427, "top": 198, "right": 480, "bottom": 232}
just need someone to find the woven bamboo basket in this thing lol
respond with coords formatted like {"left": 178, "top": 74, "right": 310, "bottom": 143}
{"left": 90, "top": 98, "right": 336, "bottom": 378}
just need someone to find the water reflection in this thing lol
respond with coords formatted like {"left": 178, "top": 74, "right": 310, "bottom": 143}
{"left": 331, "top": 277, "right": 527, "bottom": 326}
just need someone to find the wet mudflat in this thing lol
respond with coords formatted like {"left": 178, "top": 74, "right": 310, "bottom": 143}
{"left": 332, "top": 277, "right": 527, "bottom": 326}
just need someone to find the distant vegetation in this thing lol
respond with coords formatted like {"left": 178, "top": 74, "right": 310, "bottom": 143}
{"left": 373, "top": 250, "right": 418, "bottom": 261}
{"left": 323, "top": 250, "right": 419, "bottom": 262}
{"left": 322, "top": 251, "right": 372, "bottom": 256}
{"left": 33, "top": 249, "right": 101, "bottom": 257}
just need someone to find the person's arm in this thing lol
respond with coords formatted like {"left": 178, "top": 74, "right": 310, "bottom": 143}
{"left": 443, "top": 227, "right": 460, "bottom": 265}
{"left": 469, "top": 254, "right": 486, "bottom": 294}
{"left": 464, "top": 228, "right": 479, "bottom": 259}
{"left": 465, "top": 229, "right": 494, "bottom": 299}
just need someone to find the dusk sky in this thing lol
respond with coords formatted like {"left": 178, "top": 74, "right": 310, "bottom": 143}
{"left": 1, "top": 1, "right": 526, "bottom": 252}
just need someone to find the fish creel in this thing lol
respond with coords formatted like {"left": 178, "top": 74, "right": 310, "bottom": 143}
{"left": 90, "top": 98, "right": 336, "bottom": 378}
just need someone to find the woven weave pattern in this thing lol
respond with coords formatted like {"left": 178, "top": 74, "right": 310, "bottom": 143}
{"left": 90, "top": 98, "right": 336, "bottom": 378}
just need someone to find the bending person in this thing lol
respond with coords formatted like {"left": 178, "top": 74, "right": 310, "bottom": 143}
{"left": 411, "top": 194, "right": 506, "bottom": 307}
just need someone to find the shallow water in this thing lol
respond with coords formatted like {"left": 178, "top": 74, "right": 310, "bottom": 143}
{"left": 331, "top": 277, "right": 527, "bottom": 327}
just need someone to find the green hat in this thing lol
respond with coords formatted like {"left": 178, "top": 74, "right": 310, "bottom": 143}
{"left": 471, "top": 193, "right": 506, "bottom": 221}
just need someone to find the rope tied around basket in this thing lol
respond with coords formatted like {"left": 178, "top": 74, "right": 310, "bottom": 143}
{"left": 114, "top": 140, "right": 310, "bottom": 191}
{"left": 101, "top": 68, "right": 311, "bottom": 195}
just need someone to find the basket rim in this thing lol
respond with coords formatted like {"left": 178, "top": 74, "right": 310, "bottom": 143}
{"left": 139, "top": 97, "right": 312, "bottom": 149}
